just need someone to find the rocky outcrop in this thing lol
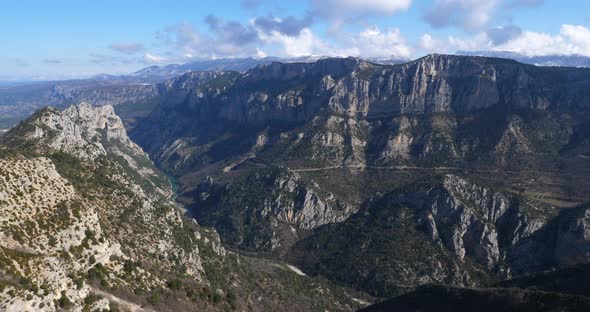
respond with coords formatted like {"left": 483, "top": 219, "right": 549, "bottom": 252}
{"left": 263, "top": 169, "right": 356, "bottom": 230}
{"left": 189, "top": 167, "right": 356, "bottom": 251}
{"left": 3, "top": 103, "right": 142, "bottom": 159}
{"left": 405, "top": 175, "right": 553, "bottom": 272}
{"left": 0, "top": 156, "right": 123, "bottom": 311}
{"left": 383, "top": 174, "right": 572, "bottom": 275}
{"left": 1, "top": 103, "right": 173, "bottom": 198}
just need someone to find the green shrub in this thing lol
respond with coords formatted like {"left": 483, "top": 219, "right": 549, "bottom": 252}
{"left": 58, "top": 291, "right": 72, "bottom": 309}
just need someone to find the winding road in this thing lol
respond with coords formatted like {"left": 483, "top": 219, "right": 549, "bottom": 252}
{"left": 291, "top": 165, "right": 521, "bottom": 174}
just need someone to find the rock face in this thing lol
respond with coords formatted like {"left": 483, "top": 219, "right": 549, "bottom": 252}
{"left": 2, "top": 103, "right": 170, "bottom": 199}
{"left": 3, "top": 56, "right": 398, "bottom": 129}
{"left": 507, "top": 203, "right": 590, "bottom": 274}
{"left": 382, "top": 174, "right": 558, "bottom": 274}
{"left": 4, "top": 103, "right": 143, "bottom": 160}
{"left": 191, "top": 168, "right": 356, "bottom": 251}
{"left": 136, "top": 55, "right": 590, "bottom": 127}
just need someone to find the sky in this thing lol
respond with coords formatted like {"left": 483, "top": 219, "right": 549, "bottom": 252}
{"left": 1, "top": 0, "right": 589, "bottom": 80}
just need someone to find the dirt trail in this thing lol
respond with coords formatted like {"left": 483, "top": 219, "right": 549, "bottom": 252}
{"left": 91, "top": 287, "right": 152, "bottom": 312}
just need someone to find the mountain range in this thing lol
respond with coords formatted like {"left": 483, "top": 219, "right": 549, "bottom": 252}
{"left": 1, "top": 54, "right": 590, "bottom": 311}
{"left": 3, "top": 51, "right": 590, "bottom": 131}
{"left": 130, "top": 54, "right": 590, "bottom": 307}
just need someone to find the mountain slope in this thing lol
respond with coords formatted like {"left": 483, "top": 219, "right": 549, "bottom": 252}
{"left": 0, "top": 103, "right": 213, "bottom": 310}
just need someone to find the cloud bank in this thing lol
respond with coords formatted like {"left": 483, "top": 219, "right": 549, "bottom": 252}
{"left": 91, "top": 0, "right": 590, "bottom": 70}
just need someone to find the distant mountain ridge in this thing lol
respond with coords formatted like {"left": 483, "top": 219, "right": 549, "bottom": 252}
{"left": 113, "top": 55, "right": 407, "bottom": 82}
{"left": 457, "top": 50, "right": 590, "bottom": 67}
{"left": 0, "top": 55, "right": 406, "bottom": 129}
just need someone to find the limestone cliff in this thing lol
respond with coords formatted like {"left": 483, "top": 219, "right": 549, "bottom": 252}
{"left": 189, "top": 167, "right": 356, "bottom": 251}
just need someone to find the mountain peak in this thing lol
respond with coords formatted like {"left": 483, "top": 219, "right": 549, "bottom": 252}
{"left": 457, "top": 50, "right": 590, "bottom": 68}
{"left": 244, "top": 56, "right": 366, "bottom": 82}
{"left": 415, "top": 53, "right": 521, "bottom": 65}
{"left": 2, "top": 102, "right": 142, "bottom": 160}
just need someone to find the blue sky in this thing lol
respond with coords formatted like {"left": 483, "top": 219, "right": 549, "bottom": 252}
{"left": 1, "top": 0, "right": 589, "bottom": 80}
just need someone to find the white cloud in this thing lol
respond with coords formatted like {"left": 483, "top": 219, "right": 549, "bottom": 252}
{"left": 419, "top": 34, "right": 446, "bottom": 52}
{"left": 491, "top": 24, "right": 590, "bottom": 56}
{"left": 255, "top": 48, "right": 268, "bottom": 58}
{"left": 143, "top": 53, "right": 167, "bottom": 64}
{"left": 257, "top": 27, "right": 326, "bottom": 56}
{"left": 420, "top": 24, "right": 590, "bottom": 58}
{"left": 560, "top": 24, "right": 590, "bottom": 55}
{"left": 352, "top": 27, "right": 412, "bottom": 59}
{"left": 255, "top": 24, "right": 412, "bottom": 59}
{"left": 494, "top": 31, "right": 566, "bottom": 55}
{"left": 448, "top": 33, "right": 492, "bottom": 51}
{"left": 419, "top": 33, "right": 488, "bottom": 54}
